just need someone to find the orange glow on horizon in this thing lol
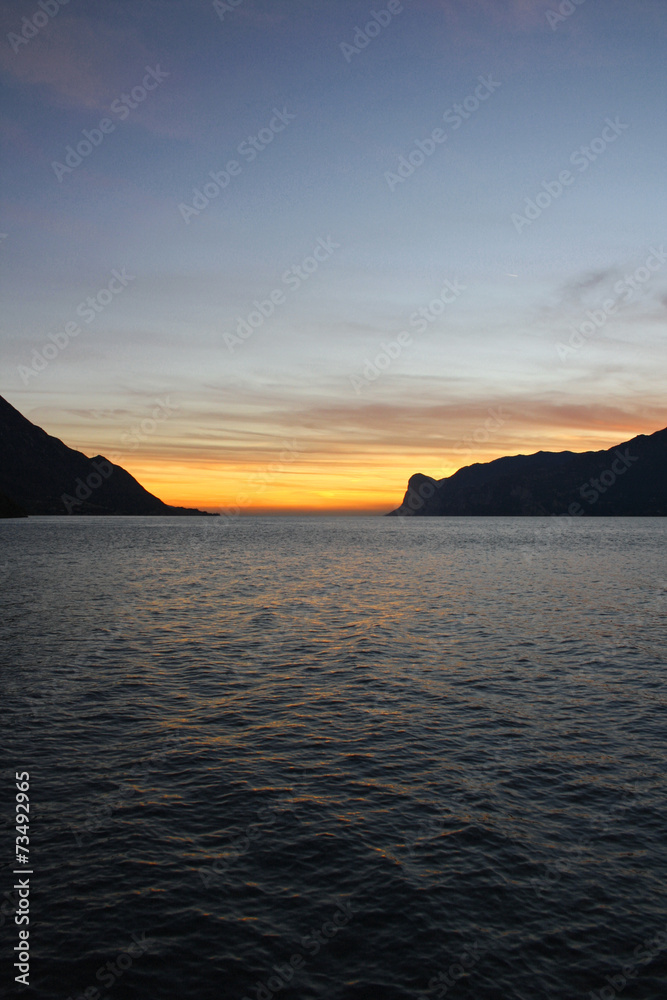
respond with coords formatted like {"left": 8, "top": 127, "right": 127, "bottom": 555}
{"left": 125, "top": 457, "right": 416, "bottom": 514}
{"left": 118, "top": 421, "right": 660, "bottom": 514}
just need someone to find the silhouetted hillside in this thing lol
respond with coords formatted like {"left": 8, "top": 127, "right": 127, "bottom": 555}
{"left": 388, "top": 428, "right": 667, "bottom": 516}
{"left": 0, "top": 395, "right": 215, "bottom": 516}
{"left": 0, "top": 490, "right": 27, "bottom": 518}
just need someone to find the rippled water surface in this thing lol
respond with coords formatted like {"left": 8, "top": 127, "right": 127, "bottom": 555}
{"left": 2, "top": 516, "right": 666, "bottom": 999}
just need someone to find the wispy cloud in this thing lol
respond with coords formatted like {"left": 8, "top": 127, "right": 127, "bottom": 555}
{"left": 28, "top": 382, "right": 663, "bottom": 467}
{"left": 0, "top": 14, "right": 152, "bottom": 109}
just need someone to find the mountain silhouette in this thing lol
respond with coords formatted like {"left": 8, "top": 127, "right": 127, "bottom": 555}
{"left": 0, "top": 490, "right": 27, "bottom": 518}
{"left": 0, "top": 395, "right": 215, "bottom": 517}
{"left": 388, "top": 427, "right": 667, "bottom": 516}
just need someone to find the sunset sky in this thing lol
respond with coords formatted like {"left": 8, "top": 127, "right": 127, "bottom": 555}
{"left": 1, "top": 0, "right": 665, "bottom": 513}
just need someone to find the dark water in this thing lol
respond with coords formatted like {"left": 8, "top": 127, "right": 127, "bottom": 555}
{"left": 1, "top": 516, "right": 666, "bottom": 1000}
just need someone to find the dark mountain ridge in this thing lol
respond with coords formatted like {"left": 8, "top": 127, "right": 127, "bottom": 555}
{"left": 0, "top": 394, "right": 215, "bottom": 516}
{"left": 388, "top": 427, "right": 667, "bottom": 516}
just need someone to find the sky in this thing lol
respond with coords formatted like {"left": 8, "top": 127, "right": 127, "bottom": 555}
{"left": 1, "top": 0, "right": 665, "bottom": 513}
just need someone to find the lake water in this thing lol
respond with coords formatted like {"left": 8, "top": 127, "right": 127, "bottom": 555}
{"left": 2, "top": 516, "right": 666, "bottom": 1000}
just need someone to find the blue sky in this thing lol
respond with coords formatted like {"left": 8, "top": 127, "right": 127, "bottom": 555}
{"left": 1, "top": 0, "right": 665, "bottom": 511}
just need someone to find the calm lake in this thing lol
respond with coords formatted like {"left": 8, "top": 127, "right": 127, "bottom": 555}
{"left": 2, "top": 516, "right": 666, "bottom": 999}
